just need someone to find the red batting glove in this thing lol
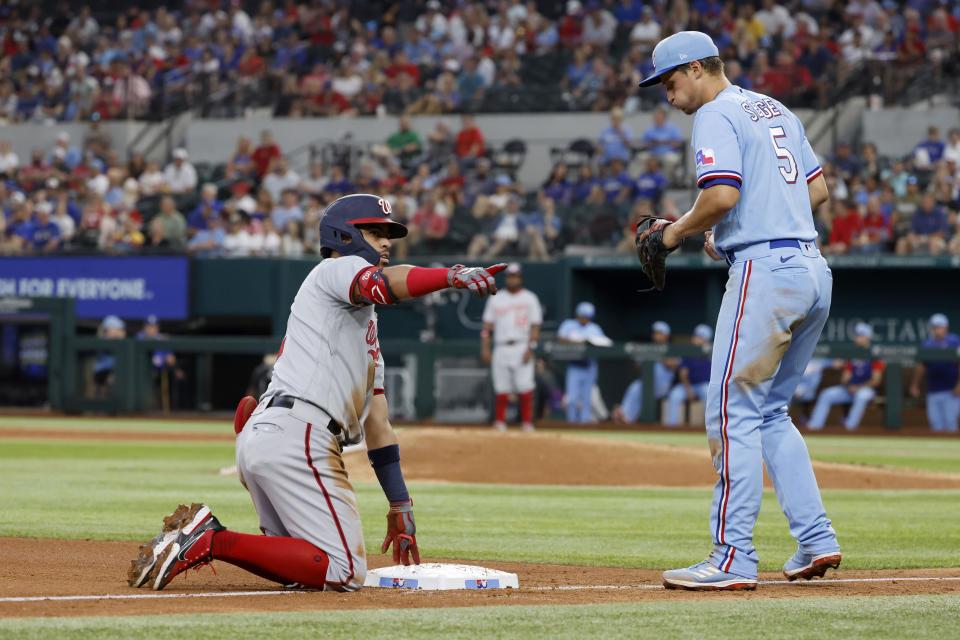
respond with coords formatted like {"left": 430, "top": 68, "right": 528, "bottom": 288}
{"left": 447, "top": 264, "right": 508, "bottom": 298}
{"left": 382, "top": 500, "right": 420, "bottom": 566}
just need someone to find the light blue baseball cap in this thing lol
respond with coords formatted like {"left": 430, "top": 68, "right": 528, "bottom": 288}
{"left": 693, "top": 324, "right": 713, "bottom": 341}
{"left": 638, "top": 31, "right": 720, "bottom": 87}
{"left": 930, "top": 313, "right": 949, "bottom": 328}
{"left": 576, "top": 301, "right": 596, "bottom": 319}
{"left": 652, "top": 320, "right": 671, "bottom": 335}
{"left": 854, "top": 322, "right": 873, "bottom": 338}
{"left": 102, "top": 315, "right": 125, "bottom": 330}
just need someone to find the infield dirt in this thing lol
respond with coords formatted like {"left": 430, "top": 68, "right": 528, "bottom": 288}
{"left": 2, "top": 427, "right": 959, "bottom": 619}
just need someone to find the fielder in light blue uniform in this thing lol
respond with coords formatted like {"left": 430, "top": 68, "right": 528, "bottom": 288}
{"left": 911, "top": 314, "right": 960, "bottom": 433}
{"left": 665, "top": 324, "right": 713, "bottom": 426}
{"left": 638, "top": 31, "right": 840, "bottom": 590}
{"left": 615, "top": 321, "right": 677, "bottom": 423}
{"left": 557, "top": 302, "right": 607, "bottom": 423}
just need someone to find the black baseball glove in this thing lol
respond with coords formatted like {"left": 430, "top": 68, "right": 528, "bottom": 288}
{"left": 635, "top": 216, "right": 682, "bottom": 291}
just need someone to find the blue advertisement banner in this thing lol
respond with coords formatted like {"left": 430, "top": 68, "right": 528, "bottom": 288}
{"left": 0, "top": 257, "right": 189, "bottom": 319}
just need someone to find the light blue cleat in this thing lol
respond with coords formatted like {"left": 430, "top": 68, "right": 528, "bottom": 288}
{"left": 662, "top": 560, "right": 757, "bottom": 591}
{"left": 782, "top": 549, "right": 842, "bottom": 581}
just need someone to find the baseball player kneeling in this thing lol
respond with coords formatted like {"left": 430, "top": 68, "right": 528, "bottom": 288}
{"left": 129, "top": 194, "right": 506, "bottom": 592}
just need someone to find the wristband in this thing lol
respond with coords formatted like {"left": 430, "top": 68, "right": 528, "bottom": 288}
{"left": 406, "top": 266, "right": 450, "bottom": 298}
{"left": 367, "top": 444, "right": 410, "bottom": 504}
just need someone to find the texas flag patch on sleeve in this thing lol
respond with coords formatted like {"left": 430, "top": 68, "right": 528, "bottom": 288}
{"left": 695, "top": 148, "right": 715, "bottom": 167}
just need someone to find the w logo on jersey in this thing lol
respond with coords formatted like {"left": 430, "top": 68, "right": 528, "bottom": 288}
{"left": 696, "top": 148, "right": 715, "bottom": 167}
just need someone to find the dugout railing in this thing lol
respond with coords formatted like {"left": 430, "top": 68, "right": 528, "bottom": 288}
{"left": 40, "top": 332, "right": 960, "bottom": 428}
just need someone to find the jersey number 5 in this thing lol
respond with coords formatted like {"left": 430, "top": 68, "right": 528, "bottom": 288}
{"left": 768, "top": 126, "right": 798, "bottom": 184}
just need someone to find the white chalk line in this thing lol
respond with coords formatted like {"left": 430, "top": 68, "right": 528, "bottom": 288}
{"left": 2, "top": 576, "right": 959, "bottom": 603}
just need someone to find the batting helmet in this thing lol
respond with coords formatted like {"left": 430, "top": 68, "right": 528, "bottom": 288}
{"left": 319, "top": 194, "right": 408, "bottom": 266}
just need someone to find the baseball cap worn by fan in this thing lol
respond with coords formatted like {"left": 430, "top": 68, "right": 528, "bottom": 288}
{"left": 652, "top": 320, "right": 671, "bottom": 335}
{"left": 102, "top": 315, "right": 125, "bottom": 331}
{"left": 930, "top": 313, "right": 949, "bottom": 328}
{"left": 693, "top": 324, "right": 713, "bottom": 341}
{"left": 638, "top": 31, "right": 720, "bottom": 87}
{"left": 854, "top": 322, "right": 873, "bottom": 339}
{"left": 576, "top": 302, "right": 596, "bottom": 319}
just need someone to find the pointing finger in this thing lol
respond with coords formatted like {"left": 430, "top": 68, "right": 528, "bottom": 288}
{"left": 485, "top": 263, "right": 508, "bottom": 275}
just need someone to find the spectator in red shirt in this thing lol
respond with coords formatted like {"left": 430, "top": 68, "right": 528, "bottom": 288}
{"left": 408, "top": 188, "right": 451, "bottom": 252}
{"left": 455, "top": 114, "right": 485, "bottom": 166}
{"left": 855, "top": 197, "right": 888, "bottom": 253}
{"left": 252, "top": 131, "right": 281, "bottom": 178}
{"left": 753, "top": 51, "right": 791, "bottom": 99}
{"left": 823, "top": 199, "right": 861, "bottom": 255}
{"left": 385, "top": 51, "right": 420, "bottom": 87}
{"left": 559, "top": 2, "right": 584, "bottom": 48}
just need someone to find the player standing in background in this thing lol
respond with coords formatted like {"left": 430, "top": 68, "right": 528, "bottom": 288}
{"left": 557, "top": 302, "right": 608, "bottom": 424}
{"left": 636, "top": 31, "right": 840, "bottom": 590}
{"left": 910, "top": 314, "right": 960, "bottom": 433}
{"left": 481, "top": 263, "right": 543, "bottom": 432}
{"left": 807, "top": 322, "right": 884, "bottom": 432}
{"left": 664, "top": 324, "right": 712, "bottom": 426}
{"left": 613, "top": 320, "right": 679, "bottom": 424}
{"left": 130, "top": 194, "right": 506, "bottom": 592}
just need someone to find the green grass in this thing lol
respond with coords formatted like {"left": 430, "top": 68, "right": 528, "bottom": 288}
{"left": 0, "top": 415, "right": 231, "bottom": 435}
{"left": 1, "top": 438, "right": 959, "bottom": 570}
{"left": 5, "top": 416, "right": 960, "bottom": 472}
{"left": 3, "top": 596, "right": 959, "bottom": 639}
{"left": 567, "top": 430, "right": 960, "bottom": 474}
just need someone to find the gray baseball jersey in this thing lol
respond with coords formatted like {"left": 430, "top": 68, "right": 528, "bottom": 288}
{"left": 483, "top": 288, "right": 542, "bottom": 394}
{"left": 238, "top": 255, "right": 386, "bottom": 591}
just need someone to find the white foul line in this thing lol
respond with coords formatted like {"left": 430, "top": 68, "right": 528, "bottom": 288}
{"left": 530, "top": 576, "right": 960, "bottom": 591}
{"left": 1, "top": 576, "right": 959, "bottom": 602}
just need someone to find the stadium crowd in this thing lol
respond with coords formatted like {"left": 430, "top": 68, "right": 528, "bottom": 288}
{"left": 2, "top": 113, "right": 960, "bottom": 259}
{"left": 0, "top": 110, "right": 960, "bottom": 259}
{"left": 0, "top": 0, "right": 958, "bottom": 123}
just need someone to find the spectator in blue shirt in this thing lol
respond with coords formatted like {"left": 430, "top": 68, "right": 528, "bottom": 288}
{"left": 600, "top": 158, "right": 632, "bottom": 203}
{"left": 50, "top": 132, "right": 82, "bottom": 170}
{"left": 726, "top": 59, "right": 753, "bottom": 90}
{"left": 457, "top": 57, "right": 486, "bottom": 107}
{"left": 614, "top": 0, "right": 644, "bottom": 24}
{"left": 272, "top": 188, "right": 304, "bottom": 229}
{"left": 897, "top": 193, "right": 950, "bottom": 255}
{"left": 911, "top": 313, "right": 960, "bottom": 432}
{"left": 831, "top": 142, "right": 862, "bottom": 181}
{"left": 564, "top": 47, "right": 591, "bottom": 91}
{"left": 324, "top": 165, "right": 355, "bottom": 196}
{"left": 187, "top": 183, "right": 224, "bottom": 234}
{"left": 571, "top": 164, "right": 600, "bottom": 203}
{"left": 404, "top": 30, "right": 437, "bottom": 65}
{"left": 557, "top": 302, "right": 610, "bottom": 423}
{"left": 16, "top": 202, "right": 60, "bottom": 253}
{"left": 542, "top": 163, "right": 572, "bottom": 205}
{"left": 640, "top": 106, "right": 683, "bottom": 156}
{"left": 665, "top": 324, "right": 713, "bottom": 426}
{"left": 187, "top": 212, "right": 226, "bottom": 257}
{"left": 639, "top": 106, "right": 684, "bottom": 176}
{"left": 913, "top": 125, "right": 946, "bottom": 169}
{"left": 634, "top": 157, "right": 668, "bottom": 203}
{"left": 522, "top": 196, "right": 563, "bottom": 260}
{"left": 597, "top": 106, "right": 634, "bottom": 164}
